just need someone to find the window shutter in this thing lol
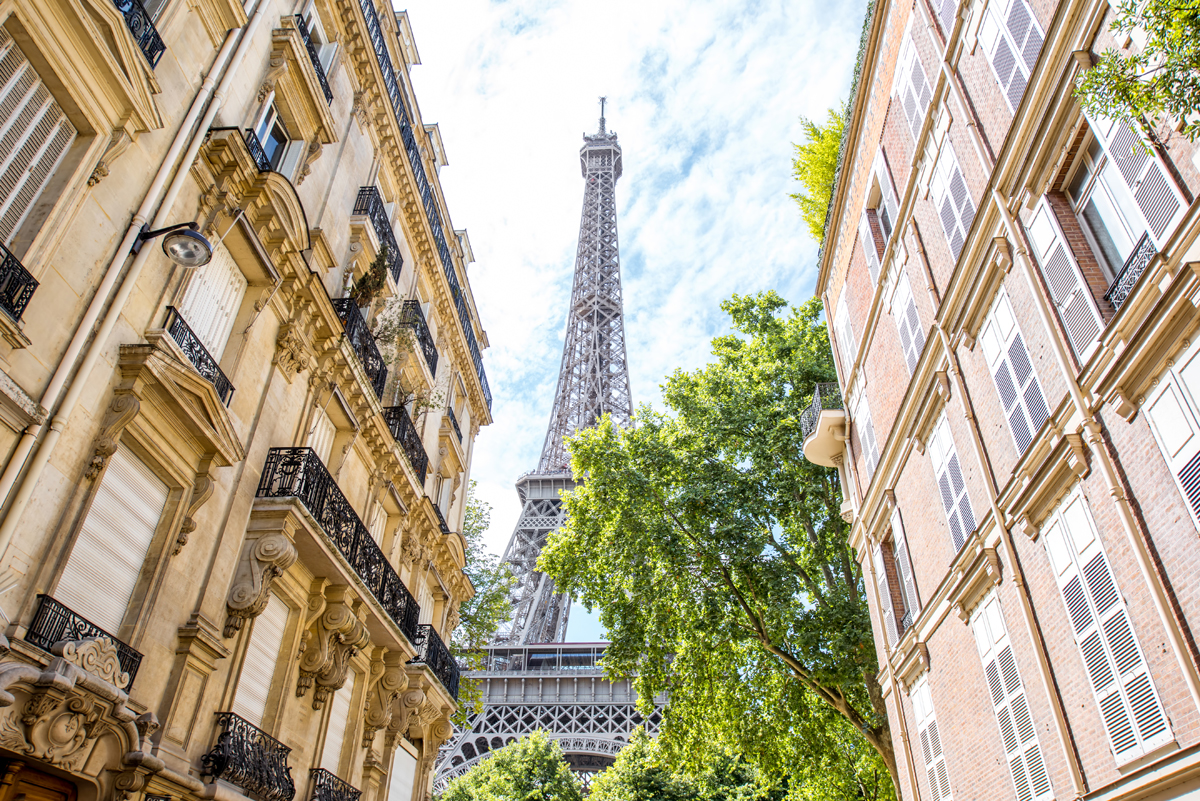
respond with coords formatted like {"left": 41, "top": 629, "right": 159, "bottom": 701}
{"left": 979, "top": 0, "right": 1043, "bottom": 112}
{"left": 1043, "top": 492, "right": 1171, "bottom": 762}
{"left": 873, "top": 543, "right": 898, "bottom": 646}
{"left": 892, "top": 271, "right": 926, "bottom": 374}
{"left": 931, "top": 145, "right": 975, "bottom": 261}
{"left": 912, "top": 679, "right": 953, "bottom": 800}
{"left": 417, "top": 580, "right": 434, "bottom": 626}
{"left": 980, "top": 289, "right": 1050, "bottom": 453}
{"left": 178, "top": 243, "right": 248, "bottom": 359}
{"left": 308, "top": 408, "right": 337, "bottom": 465}
{"left": 388, "top": 748, "right": 418, "bottom": 801}
{"left": 1142, "top": 343, "right": 1200, "bottom": 524}
{"left": 855, "top": 394, "right": 880, "bottom": 480}
{"left": 933, "top": 0, "right": 956, "bottom": 35}
{"left": 971, "top": 594, "right": 1054, "bottom": 800}
{"left": 368, "top": 501, "right": 387, "bottom": 543}
{"left": 233, "top": 593, "right": 290, "bottom": 727}
{"left": 891, "top": 510, "right": 920, "bottom": 618}
{"left": 55, "top": 448, "right": 168, "bottom": 634}
{"left": 897, "top": 34, "right": 933, "bottom": 143}
{"left": 0, "top": 28, "right": 77, "bottom": 245}
{"left": 1092, "top": 117, "right": 1185, "bottom": 245}
{"left": 875, "top": 150, "right": 900, "bottom": 245}
{"left": 320, "top": 672, "right": 356, "bottom": 774}
{"left": 834, "top": 289, "right": 857, "bottom": 378}
{"left": 1026, "top": 201, "right": 1103, "bottom": 359}
{"left": 929, "top": 415, "right": 974, "bottom": 551}
{"left": 860, "top": 212, "right": 880, "bottom": 283}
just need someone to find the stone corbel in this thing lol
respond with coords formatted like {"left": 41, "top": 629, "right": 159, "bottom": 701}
{"left": 257, "top": 55, "right": 288, "bottom": 103}
{"left": 296, "top": 586, "right": 371, "bottom": 709}
{"left": 895, "top": 641, "right": 931, "bottom": 692}
{"left": 949, "top": 548, "right": 1003, "bottom": 622}
{"left": 224, "top": 528, "right": 298, "bottom": 638}
{"left": 385, "top": 681, "right": 426, "bottom": 749}
{"left": 84, "top": 392, "right": 141, "bottom": 480}
{"left": 88, "top": 129, "right": 134, "bottom": 187}
{"left": 175, "top": 465, "right": 215, "bottom": 555}
{"left": 361, "top": 650, "right": 406, "bottom": 748}
{"left": 295, "top": 138, "right": 323, "bottom": 186}
{"left": 992, "top": 236, "right": 1012, "bottom": 272}
{"left": 1107, "top": 387, "right": 1138, "bottom": 422}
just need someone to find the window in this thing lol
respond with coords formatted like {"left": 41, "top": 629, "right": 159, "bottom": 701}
{"left": 55, "top": 448, "right": 168, "bottom": 633}
{"left": 1026, "top": 200, "right": 1104, "bottom": 358}
{"left": 387, "top": 748, "right": 418, "bottom": 801}
{"left": 931, "top": 0, "right": 957, "bottom": 35}
{"left": 320, "top": 673, "right": 356, "bottom": 774}
{"left": 979, "top": 288, "right": 1050, "bottom": 454}
{"left": 930, "top": 143, "right": 975, "bottom": 261}
{"left": 834, "top": 287, "right": 857, "bottom": 379}
{"left": 417, "top": 579, "right": 434, "bottom": 626}
{"left": 890, "top": 509, "right": 920, "bottom": 625}
{"left": 177, "top": 242, "right": 247, "bottom": 360}
{"left": 872, "top": 510, "right": 920, "bottom": 647}
{"left": 912, "top": 677, "right": 952, "bottom": 800}
{"left": 895, "top": 28, "right": 933, "bottom": 144}
{"left": 928, "top": 414, "right": 974, "bottom": 551}
{"left": 860, "top": 150, "right": 901, "bottom": 284}
{"left": 854, "top": 392, "right": 880, "bottom": 481}
{"left": 308, "top": 407, "right": 337, "bottom": 464}
{"left": 253, "top": 103, "right": 304, "bottom": 176}
{"left": 233, "top": 592, "right": 290, "bottom": 727}
{"left": 367, "top": 500, "right": 387, "bottom": 543}
{"left": 1141, "top": 339, "right": 1200, "bottom": 525}
{"left": 970, "top": 593, "right": 1054, "bottom": 801}
{"left": 978, "top": 0, "right": 1044, "bottom": 112}
{"left": 0, "top": 28, "right": 77, "bottom": 247}
{"left": 891, "top": 270, "right": 925, "bottom": 374}
{"left": 300, "top": 2, "right": 338, "bottom": 71}
{"left": 1042, "top": 490, "right": 1171, "bottom": 763}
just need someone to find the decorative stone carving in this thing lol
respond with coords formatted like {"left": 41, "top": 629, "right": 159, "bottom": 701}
{"left": 88, "top": 129, "right": 134, "bottom": 187}
{"left": 296, "top": 587, "right": 371, "bottom": 709}
{"left": 361, "top": 651, "right": 406, "bottom": 747}
{"left": 276, "top": 323, "right": 314, "bottom": 381}
{"left": 385, "top": 686, "right": 425, "bottom": 748}
{"left": 54, "top": 638, "right": 130, "bottom": 689}
{"left": 0, "top": 694, "right": 101, "bottom": 770}
{"left": 295, "top": 138, "right": 323, "bottom": 186}
{"left": 257, "top": 55, "right": 287, "bottom": 103}
{"left": 84, "top": 393, "right": 140, "bottom": 480}
{"left": 225, "top": 532, "right": 298, "bottom": 637}
{"left": 176, "top": 471, "right": 215, "bottom": 555}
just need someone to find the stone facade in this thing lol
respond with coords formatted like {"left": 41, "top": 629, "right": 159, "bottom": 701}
{"left": 810, "top": 0, "right": 1200, "bottom": 798}
{"left": 0, "top": 1, "right": 489, "bottom": 801}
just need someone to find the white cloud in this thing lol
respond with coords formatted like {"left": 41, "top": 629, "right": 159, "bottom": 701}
{"left": 401, "top": 0, "right": 864, "bottom": 639}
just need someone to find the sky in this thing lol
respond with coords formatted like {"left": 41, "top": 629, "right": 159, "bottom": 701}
{"left": 401, "top": 0, "right": 866, "bottom": 640}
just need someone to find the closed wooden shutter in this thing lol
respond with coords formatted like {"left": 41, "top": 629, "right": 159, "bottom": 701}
{"left": 387, "top": 747, "right": 418, "bottom": 801}
{"left": 1026, "top": 201, "right": 1103, "bottom": 359}
{"left": 0, "top": 28, "right": 76, "bottom": 245}
{"left": 233, "top": 592, "right": 290, "bottom": 727}
{"left": 912, "top": 678, "right": 952, "bottom": 800}
{"left": 859, "top": 212, "right": 880, "bottom": 284}
{"left": 1043, "top": 491, "right": 1171, "bottom": 763}
{"left": 875, "top": 150, "right": 900, "bottom": 245}
{"left": 891, "top": 510, "right": 920, "bottom": 619}
{"left": 970, "top": 594, "right": 1054, "bottom": 801}
{"left": 978, "top": 0, "right": 1043, "bottom": 112}
{"left": 1141, "top": 341, "right": 1200, "bottom": 525}
{"left": 320, "top": 672, "right": 356, "bottom": 774}
{"left": 308, "top": 408, "right": 337, "bottom": 465}
{"left": 933, "top": 0, "right": 957, "bottom": 34}
{"left": 834, "top": 289, "right": 857, "bottom": 378}
{"left": 929, "top": 414, "right": 974, "bottom": 551}
{"left": 1091, "top": 116, "right": 1185, "bottom": 246}
{"left": 931, "top": 144, "right": 975, "bottom": 261}
{"left": 892, "top": 271, "right": 925, "bottom": 374}
{"left": 55, "top": 448, "right": 168, "bottom": 634}
{"left": 980, "top": 288, "right": 1050, "bottom": 454}
{"left": 873, "top": 543, "right": 898, "bottom": 646}
{"left": 178, "top": 242, "right": 247, "bottom": 360}
{"left": 896, "top": 32, "right": 932, "bottom": 143}
{"left": 855, "top": 394, "right": 880, "bottom": 480}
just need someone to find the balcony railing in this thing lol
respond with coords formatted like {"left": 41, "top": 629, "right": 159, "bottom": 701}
{"left": 202, "top": 713, "right": 295, "bottom": 801}
{"left": 1104, "top": 232, "right": 1157, "bottom": 311}
{"left": 113, "top": 0, "right": 165, "bottom": 67}
{"left": 25, "top": 595, "right": 143, "bottom": 686}
{"left": 309, "top": 770, "right": 360, "bottom": 801}
{"left": 294, "top": 16, "right": 333, "bottom": 105}
{"left": 447, "top": 407, "right": 462, "bottom": 443}
{"left": 399, "top": 300, "right": 437, "bottom": 376}
{"left": 352, "top": 187, "right": 402, "bottom": 281}
{"left": 332, "top": 298, "right": 387, "bottom": 401}
{"left": 245, "top": 129, "right": 272, "bottom": 172}
{"left": 356, "top": 0, "right": 491, "bottom": 411}
{"left": 257, "top": 448, "right": 421, "bottom": 642}
{"left": 165, "top": 307, "right": 235, "bottom": 404}
{"left": 409, "top": 624, "right": 460, "bottom": 700}
{"left": 430, "top": 500, "right": 450, "bottom": 535}
{"left": 382, "top": 405, "right": 429, "bottom": 479}
{"left": 0, "top": 242, "right": 37, "bottom": 323}
{"left": 800, "top": 382, "right": 843, "bottom": 442}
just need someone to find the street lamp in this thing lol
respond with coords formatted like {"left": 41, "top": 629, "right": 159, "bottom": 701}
{"left": 132, "top": 222, "right": 214, "bottom": 268}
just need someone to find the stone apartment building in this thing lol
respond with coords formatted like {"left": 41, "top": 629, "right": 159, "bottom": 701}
{"left": 0, "top": 0, "right": 489, "bottom": 800}
{"left": 805, "top": 0, "right": 1200, "bottom": 798}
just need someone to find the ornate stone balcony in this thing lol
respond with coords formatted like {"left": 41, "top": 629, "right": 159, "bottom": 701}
{"left": 382, "top": 405, "right": 429, "bottom": 480}
{"left": 294, "top": 15, "right": 332, "bottom": 105}
{"left": 25, "top": 595, "right": 143, "bottom": 687}
{"left": 410, "top": 623, "right": 460, "bottom": 700}
{"left": 400, "top": 300, "right": 437, "bottom": 376}
{"left": 1105, "top": 231, "right": 1157, "bottom": 311}
{"left": 332, "top": 298, "right": 387, "bottom": 401}
{"left": 309, "top": 769, "right": 360, "bottom": 801}
{"left": 113, "top": 0, "right": 165, "bottom": 67}
{"left": 165, "top": 306, "right": 235, "bottom": 404}
{"left": 352, "top": 187, "right": 402, "bottom": 281}
{"left": 800, "top": 382, "right": 845, "bottom": 468}
{"left": 202, "top": 712, "right": 296, "bottom": 801}
{"left": 0, "top": 242, "right": 37, "bottom": 323}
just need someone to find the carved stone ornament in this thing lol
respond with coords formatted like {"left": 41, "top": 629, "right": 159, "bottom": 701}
{"left": 361, "top": 652, "right": 406, "bottom": 747}
{"left": 384, "top": 687, "right": 424, "bottom": 749}
{"left": 275, "top": 324, "right": 314, "bottom": 381}
{"left": 295, "top": 138, "right": 323, "bottom": 186}
{"left": 54, "top": 638, "right": 130, "bottom": 690}
{"left": 0, "top": 693, "right": 101, "bottom": 771}
{"left": 88, "top": 129, "right": 134, "bottom": 187}
{"left": 224, "top": 533, "right": 298, "bottom": 637}
{"left": 296, "top": 590, "right": 371, "bottom": 709}
{"left": 85, "top": 393, "right": 140, "bottom": 480}
{"left": 176, "top": 472, "right": 215, "bottom": 555}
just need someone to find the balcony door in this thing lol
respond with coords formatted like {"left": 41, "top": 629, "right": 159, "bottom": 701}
{"left": 387, "top": 748, "right": 418, "bottom": 801}
{"left": 233, "top": 592, "right": 289, "bottom": 726}
{"left": 177, "top": 242, "right": 246, "bottom": 361}
{"left": 320, "top": 674, "right": 356, "bottom": 774}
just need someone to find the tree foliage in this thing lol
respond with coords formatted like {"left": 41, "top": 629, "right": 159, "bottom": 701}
{"left": 441, "top": 731, "right": 581, "bottom": 801}
{"left": 351, "top": 243, "right": 391, "bottom": 306}
{"left": 789, "top": 106, "right": 846, "bottom": 244}
{"left": 1075, "top": 0, "right": 1200, "bottom": 140}
{"left": 539, "top": 292, "right": 896, "bottom": 797}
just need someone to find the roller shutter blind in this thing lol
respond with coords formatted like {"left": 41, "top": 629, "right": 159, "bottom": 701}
{"left": 178, "top": 242, "right": 247, "bottom": 360}
{"left": 0, "top": 28, "right": 76, "bottom": 245}
{"left": 1043, "top": 491, "right": 1171, "bottom": 763}
{"left": 233, "top": 592, "right": 290, "bottom": 727}
{"left": 1140, "top": 340, "right": 1200, "bottom": 526}
{"left": 891, "top": 510, "right": 920, "bottom": 621}
{"left": 1091, "top": 116, "right": 1185, "bottom": 246}
{"left": 55, "top": 448, "right": 168, "bottom": 634}
{"left": 912, "top": 677, "right": 952, "bottom": 800}
{"left": 1026, "top": 200, "right": 1103, "bottom": 359}
{"left": 873, "top": 542, "right": 898, "bottom": 646}
{"left": 978, "top": 0, "right": 1044, "bottom": 112}
{"left": 892, "top": 271, "right": 925, "bottom": 374}
{"left": 979, "top": 288, "right": 1050, "bottom": 454}
{"left": 970, "top": 593, "right": 1054, "bottom": 801}
{"left": 367, "top": 501, "right": 387, "bottom": 543}
{"left": 308, "top": 408, "right": 337, "bottom": 465}
{"left": 320, "top": 672, "right": 357, "bottom": 774}
{"left": 929, "top": 414, "right": 974, "bottom": 551}
{"left": 388, "top": 747, "right": 418, "bottom": 801}
{"left": 931, "top": 144, "right": 975, "bottom": 261}
{"left": 896, "top": 31, "right": 932, "bottom": 143}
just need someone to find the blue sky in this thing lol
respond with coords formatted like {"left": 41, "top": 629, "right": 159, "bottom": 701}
{"left": 402, "top": 0, "right": 866, "bottom": 640}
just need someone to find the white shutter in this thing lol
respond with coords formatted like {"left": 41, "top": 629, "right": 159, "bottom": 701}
{"left": 874, "top": 150, "right": 900, "bottom": 245}
{"left": 320, "top": 672, "right": 357, "bottom": 774}
{"left": 308, "top": 408, "right": 337, "bottom": 465}
{"left": 387, "top": 747, "right": 418, "bottom": 801}
{"left": 929, "top": 414, "right": 975, "bottom": 551}
{"left": 1091, "top": 116, "right": 1185, "bottom": 246}
{"left": 1142, "top": 342, "right": 1200, "bottom": 524}
{"left": 1026, "top": 201, "right": 1103, "bottom": 359}
{"left": 896, "top": 32, "right": 933, "bottom": 143}
{"left": 233, "top": 593, "right": 290, "bottom": 727}
{"left": 55, "top": 448, "right": 168, "bottom": 634}
{"left": 912, "top": 678, "right": 953, "bottom": 800}
{"left": 971, "top": 594, "right": 1054, "bottom": 801}
{"left": 368, "top": 501, "right": 387, "bottom": 543}
{"left": 930, "top": 143, "right": 976, "bottom": 261}
{"left": 834, "top": 288, "right": 857, "bottom": 378}
{"left": 1043, "top": 491, "right": 1172, "bottom": 762}
{"left": 891, "top": 271, "right": 926, "bottom": 374}
{"left": 978, "top": 0, "right": 1044, "bottom": 112}
{"left": 891, "top": 510, "right": 920, "bottom": 621}
{"left": 979, "top": 288, "right": 1051, "bottom": 454}
{"left": 933, "top": 0, "right": 957, "bottom": 34}
{"left": 860, "top": 212, "right": 881, "bottom": 284}
{"left": 0, "top": 28, "right": 76, "bottom": 245}
{"left": 177, "top": 242, "right": 247, "bottom": 359}
{"left": 855, "top": 393, "right": 880, "bottom": 480}
{"left": 873, "top": 543, "right": 898, "bottom": 646}
{"left": 417, "top": 580, "right": 434, "bottom": 626}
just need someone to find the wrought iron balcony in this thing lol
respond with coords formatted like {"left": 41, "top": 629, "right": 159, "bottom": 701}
{"left": 399, "top": 300, "right": 437, "bottom": 376}
{"left": 257, "top": 448, "right": 421, "bottom": 642}
{"left": 244, "top": 129, "right": 272, "bottom": 173}
{"left": 1104, "top": 232, "right": 1157, "bottom": 311}
{"left": 165, "top": 307, "right": 235, "bottom": 404}
{"left": 202, "top": 713, "right": 295, "bottom": 801}
{"left": 113, "top": 0, "right": 165, "bottom": 67}
{"left": 898, "top": 610, "right": 913, "bottom": 636}
{"left": 800, "top": 382, "right": 843, "bottom": 442}
{"left": 430, "top": 499, "right": 450, "bottom": 535}
{"left": 309, "top": 770, "right": 360, "bottom": 801}
{"left": 409, "top": 624, "right": 460, "bottom": 700}
{"left": 0, "top": 242, "right": 37, "bottom": 323}
{"left": 332, "top": 298, "right": 387, "bottom": 401}
{"left": 294, "top": 16, "right": 333, "bottom": 105}
{"left": 447, "top": 407, "right": 462, "bottom": 443}
{"left": 25, "top": 595, "right": 143, "bottom": 686}
{"left": 352, "top": 187, "right": 402, "bottom": 282}
{"left": 382, "top": 405, "right": 429, "bottom": 479}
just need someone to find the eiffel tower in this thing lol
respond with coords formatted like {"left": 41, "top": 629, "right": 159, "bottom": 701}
{"left": 434, "top": 103, "right": 655, "bottom": 792}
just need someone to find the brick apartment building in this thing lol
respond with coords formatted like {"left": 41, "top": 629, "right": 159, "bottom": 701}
{"left": 804, "top": 0, "right": 1200, "bottom": 798}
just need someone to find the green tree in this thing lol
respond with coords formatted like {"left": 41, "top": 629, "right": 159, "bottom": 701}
{"left": 539, "top": 292, "right": 897, "bottom": 797}
{"left": 351, "top": 243, "right": 390, "bottom": 306}
{"left": 441, "top": 731, "right": 581, "bottom": 801}
{"left": 1075, "top": 0, "right": 1200, "bottom": 140}
{"left": 790, "top": 106, "right": 845, "bottom": 244}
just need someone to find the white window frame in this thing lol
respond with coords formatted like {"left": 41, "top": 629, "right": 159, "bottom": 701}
{"left": 854, "top": 392, "right": 880, "bottom": 481}
{"left": 930, "top": 142, "right": 975, "bottom": 261}
{"left": 912, "top": 676, "right": 953, "bottom": 800}
{"left": 977, "top": 0, "right": 1044, "bottom": 112}
{"left": 890, "top": 270, "right": 925, "bottom": 375}
{"left": 834, "top": 287, "right": 857, "bottom": 380}
{"left": 1088, "top": 115, "right": 1186, "bottom": 250}
{"left": 928, "top": 413, "right": 975, "bottom": 551}
{"left": 894, "top": 25, "right": 933, "bottom": 144}
{"left": 979, "top": 287, "right": 1051, "bottom": 454}
{"left": 1026, "top": 198, "right": 1104, "bottom": 360}
{"left": 1141, "top": 339, "right": 1200, "bottom": 527}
